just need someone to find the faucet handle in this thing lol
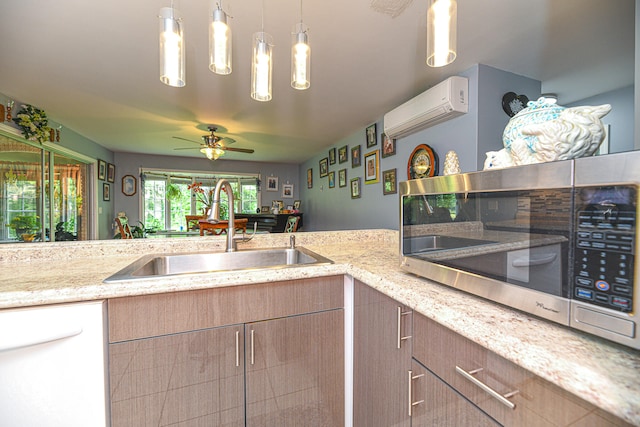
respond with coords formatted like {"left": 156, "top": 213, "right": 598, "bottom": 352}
{"left": 234, "top": 221, "right": 257, "bottom": 244}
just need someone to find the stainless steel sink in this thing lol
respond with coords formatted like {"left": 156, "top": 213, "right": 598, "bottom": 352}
{"left": 104, "top": 247, "right": 333, "bottom": 282}
{"left": 403, "top": 235, "right": 496, "bottom": 254}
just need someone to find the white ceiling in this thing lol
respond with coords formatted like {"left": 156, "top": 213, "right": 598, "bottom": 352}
{"left": 0, "top": 0, "right": 634, "bottom": 164}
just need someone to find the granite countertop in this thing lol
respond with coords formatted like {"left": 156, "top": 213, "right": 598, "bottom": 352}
{"left": 0, "top": 230, "right": 638, "bottom": 425}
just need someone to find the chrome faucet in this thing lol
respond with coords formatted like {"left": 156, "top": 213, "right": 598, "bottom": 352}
{"left": 207, "top": 179, "right": 255, "bottom": 252}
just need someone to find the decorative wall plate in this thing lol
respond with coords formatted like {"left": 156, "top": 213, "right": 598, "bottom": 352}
{"left": 502, "top": 92, "right": 530, "bottom": 117}
{"left": 407, "top": 144, "right": 438, "bottom": 179}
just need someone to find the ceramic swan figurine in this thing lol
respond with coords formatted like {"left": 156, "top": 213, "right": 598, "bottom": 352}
{"left": 484, "top": 97, "right": 611, "bottom": 169}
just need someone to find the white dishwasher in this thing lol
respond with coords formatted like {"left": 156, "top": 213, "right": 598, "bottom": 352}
{"left": 0, "top": 300, "right": 109, "bottom": 426}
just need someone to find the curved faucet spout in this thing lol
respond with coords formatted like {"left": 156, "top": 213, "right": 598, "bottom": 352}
{"left": 207, "top": 179, "right": 237, "bottom": 252}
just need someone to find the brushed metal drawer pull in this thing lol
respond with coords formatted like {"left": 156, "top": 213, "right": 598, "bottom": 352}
{"left": 407, "top": 370, "right": 425, "bottom": 417}
{"left": 235, "top": 330, "right": 240, "bottom": 367}
{"left": 397, "top": 307, "right": 412, "bottom": 349}
{"left": 455, "top": 366, "right": 518, "bottom": 410}
{"left": 250, "top": 329, "right": 255, "bottom": 365}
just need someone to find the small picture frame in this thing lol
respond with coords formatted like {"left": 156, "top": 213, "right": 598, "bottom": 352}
{"left": 261, "top": 205, "right": 270, "bottom": 213}
{"left": 383, "top": 168, "right": 397, "bottom": 195}
{"left": 351, "top": 145, "right": 361, "bottom": 168}
{"left": 122, "top": 174, "right": 137, "bottom": 196}
{"left": 319, "top": 157, "right": 329, "bottom": 177}
{"left": 293, "top": 200, "right": 301, "bottom": 210}
{"left": 338, "top": 169, "right": 347, "bottom": 188}
{"left": 364, "top": 150, "right": 380, "bottom": 184}
{"left": 366, "top": 123, "right": 377, "bottom": 148}
{"left": 307, "top": 168, "right": 313, "bottom": 189}
{"left": 103, "top": 183, "right": 110, "bottom": 201}
{"left": 282, "top": 183, "right": 294, "bottom": 198}
{"left": 98, "top": 159, "right": 106, "bottom": 181}
{"left": 329, "top": 147, "right": 336, "bottom": 165}
{"left": 328, "top": 171, "right": 336, "bottom": 188}
{"left": 381, "top": 133, "right": 396, "bottom": 158}
{"left": 350, "top": 177, "right": 361, "bottom": 199}
{"left": 107, "top": 163, "right": 115, "bottom": 183}
{"left": 267, "top": 176, "right": 278, "bottom": 192}
{"left": 338, "top": 145, "right": 348, "bottom": 163}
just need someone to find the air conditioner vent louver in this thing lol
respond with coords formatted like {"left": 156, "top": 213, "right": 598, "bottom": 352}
{"left": 383, "top": 76, "right": 468, "bottom": 139}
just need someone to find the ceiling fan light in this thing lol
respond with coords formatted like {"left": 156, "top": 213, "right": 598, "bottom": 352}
{"left": 200, "top": 147, "right": 225, "bottom": 160}
{"left": 291, "top": 24, "right": 310, "bottom": 90}
{"left": 209, "top": 7, "right": 232, "bottom": 75}
{"left": 251, "top": 32, "right": 274, "bottom": 102}
{"left": 159, "top": 6, "right": 186, "bottom": 87}
{"left": 426, "top": 0, "right": 457, "bottom": 68}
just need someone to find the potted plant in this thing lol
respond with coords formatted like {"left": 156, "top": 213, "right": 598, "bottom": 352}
{"left": 9, "top": 215, "right": 39, "bottom": 241}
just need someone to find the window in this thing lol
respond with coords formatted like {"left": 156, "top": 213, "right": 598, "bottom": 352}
{"left": 141, "top": 170, "right": 260, "bottom": 232}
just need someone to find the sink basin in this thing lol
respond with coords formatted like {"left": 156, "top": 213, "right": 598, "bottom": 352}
{"left": 104, "top": 247, "right": 333, "bottom": 282}
{"left": 403, "top": 235, "right": 496, "bottom": 254}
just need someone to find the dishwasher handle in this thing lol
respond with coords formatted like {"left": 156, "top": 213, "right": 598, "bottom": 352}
{"left": 0, "top": 326, "right": 83, "bottom": 352}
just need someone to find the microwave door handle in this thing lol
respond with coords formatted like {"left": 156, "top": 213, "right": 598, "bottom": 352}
{"left": 511, "top": 253, "right": 557, "bottom": 267}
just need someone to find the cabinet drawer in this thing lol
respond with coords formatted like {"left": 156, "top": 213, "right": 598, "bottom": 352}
{"left": 413, "top": 313, "right": 632, "bottom": 427}
{"left": 108, "top": 275, "right": 343, "bottom": 342}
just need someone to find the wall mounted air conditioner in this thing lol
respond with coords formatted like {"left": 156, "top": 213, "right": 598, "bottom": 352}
{"left": 383, "top": 76, "right": 468, "bottom": 139}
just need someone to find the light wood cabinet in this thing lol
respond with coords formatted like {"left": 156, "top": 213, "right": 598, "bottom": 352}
{"left": 409, "top": 359, "right": 500, "bottom": 426}
{"left": 245, "top": 309, "right": 344, "bottom": 426}
{"left": 353, "top": 279, "right": 412, "bottom": 427}
{"left": 108, "top": 276, "right": 344, "bottom": 427}
{"left": 412, "top": 312, "right": 633, "bottom": 427}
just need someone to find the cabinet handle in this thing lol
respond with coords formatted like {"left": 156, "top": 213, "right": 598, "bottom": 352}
{"left": 407, "top": 370, "right": 425, "bottom": 417}
{"left": 235, "top": 330, "right": 240, "bottom": 367}
{"left": 250, "top": 329, "right": 255, "bottom": 365}
{"left": 455, "top": 366, "right": 518, "bottom": 410}
{"left": 397, "top": 307, "right": 412, "bottom": 349}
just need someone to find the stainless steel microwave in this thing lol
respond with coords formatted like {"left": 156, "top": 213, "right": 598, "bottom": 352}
{"left": 399, "top": 150, "right": 639, "bottom": 349}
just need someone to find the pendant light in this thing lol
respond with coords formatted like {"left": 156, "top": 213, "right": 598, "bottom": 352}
{"left": 209, "top": 1, "right": 232, "bottom": 75}
{"left": 291, "top": 0, "right": 310, "bottom": 90}
{"left": 426, "top": 0, "right": 457, "bottom": 68}
{"left": 159, "top": 4, "right": 186, "bottom": 87}
{"left": 201, "top": 147, "right": 225, "bottom": 160}
{"left": 251, "top": 1, "right": 273, "bottom": 101}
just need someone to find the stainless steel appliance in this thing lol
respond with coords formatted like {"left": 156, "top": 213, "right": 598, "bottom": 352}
{"left": 400, "top": 150, "right": 639, "bottom": 349}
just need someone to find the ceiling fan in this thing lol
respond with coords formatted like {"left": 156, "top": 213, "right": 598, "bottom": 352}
{"left": 173, "top": 126, "right": 255, "bottom": 160}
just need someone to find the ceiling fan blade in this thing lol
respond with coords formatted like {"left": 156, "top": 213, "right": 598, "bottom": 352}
{"left": 172, "top": 136, "right": 201, "bottom": 145}
{"left": 221, "top": 146, "right": 255, "bottom": 154}
{"left": 173, "top": 147, "right": 200, "bottom": 151}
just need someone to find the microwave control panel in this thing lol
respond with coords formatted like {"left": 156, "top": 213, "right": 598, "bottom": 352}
{"left": 573, "top": 185, "right": 636, "bottom": 313}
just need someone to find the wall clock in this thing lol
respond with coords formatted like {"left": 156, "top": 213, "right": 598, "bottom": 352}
{"left": 407, "top": 144, "right": 438, "bottom": 179}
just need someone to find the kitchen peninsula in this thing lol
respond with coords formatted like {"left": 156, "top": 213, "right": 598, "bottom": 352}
{"left": 0, "top": 230, "right": 638, "bottom": 426}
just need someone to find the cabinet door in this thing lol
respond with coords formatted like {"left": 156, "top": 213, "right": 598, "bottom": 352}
{"left": 245, "top": 309, "right": 344, "bottom": 426}
{"left": 410, "top": 359, "right": 500, "bottom": 427}
{"left": 110, "top": 325, "right": 244, "bottom": 427}
{"left": 353, "top": 280, "right": 412, "bottom": 427}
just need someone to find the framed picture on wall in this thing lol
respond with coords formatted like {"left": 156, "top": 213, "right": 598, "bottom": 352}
{"left": 328, "top": 171, "right": 335, "bottom": 188}
{"left": 383, "top": 168, "right": 397, "bottom": 195}
{"left": 381, "top": 133, "right": 396, "bottom": 158}
{"left": 122, "top": 174, "right": 137, "bottom": 196}
{"left": 350, "top": 177, "right": 361, "bottom": 199}
{"left": 351, "top": 145, "right": 361, "bottom": 168}
{"left": 364, "top": 150, "right": 379, "bottom": 184}
{"left": 98, "top": 159, "right": 106, "bottom": 181}
{"left": 267, "top": 176, "right": 279, "bottom": 191}
{"left": 103, "top": 183, "right": 110, "bottom": 201}
{"left": 338, "top": 169, "right": 347, "bottom": 187}
{"left": 307, "top": 168, "right": 313, "bottom": 189}
{"left": 329, "top": 147, "right": 336, "bottom": 165}
{"left": 293, "top": 200, "right": 301, "bottom": 210}
{"left": 338, "top": 145, "right": 348, "bottom": 163}
{"left": 282, "top": 184, "right": 294, "bottom": 198}
{"left": 107, "top": 163, "right": 115, "bottom": 183}
{"left": 366, "top": 123, "right": 377, "bottom": 148}
{"left": 319, "top": 157, "right": 329, "bottom": 177}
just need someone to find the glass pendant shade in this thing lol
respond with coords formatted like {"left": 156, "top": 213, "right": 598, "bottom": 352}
{"left": 291, "top": 23, "right": 310, "bottom": 90}
{"left": 201, "top": 147, "right": 225, "bottom": 160}
{"left": 426, "top": 0, "right": 457, "bottom": 67}
{"left": 250, "top": 32, "right": 274, "bottom": 102}
{"left": 209, "top": 8, "right": 232, "bottom": 75}
{"left": 159, "top": 6, "right": 186, "bottom": 87}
